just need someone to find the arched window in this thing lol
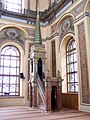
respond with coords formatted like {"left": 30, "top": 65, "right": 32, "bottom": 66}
{"left": 66, "top": 38, "right": 78, "bottom": 92}
{"left": 0, "top": 46, "right": 20, "bottom": 96}
{"left": 1, "top": 0, "right": 22, "bottom": 13}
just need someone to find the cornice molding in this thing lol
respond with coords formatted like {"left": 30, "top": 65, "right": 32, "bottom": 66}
{"left": 74, "top": 12, "right": 89, "bottom": 23}
{"left": 43, "top": 32, "right": 59, "bottom": 41}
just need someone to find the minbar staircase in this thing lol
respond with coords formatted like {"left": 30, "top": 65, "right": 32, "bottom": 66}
{"left": 29, "top": 72, "right": 63, "bottom": 112}
{"left": 36, "top": 74, "right": 46, "bottom": 110}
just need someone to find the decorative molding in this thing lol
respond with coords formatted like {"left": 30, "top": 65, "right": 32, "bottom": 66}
{"left": 71, "top": 0, "right": 87, "bottom": 16}
{"left": 78, "top": 22, "right": 89, "bottom": 104}
{"left": 59, "top": 17, "right": 74, "bottom": 38}
{"left": 74, "top": 12, "right": 89, "bottom": 24}
{"left": 43, "top": 32, "right": 59, "bottom": 41}
{"left": 25, "top": 37, "right": 34, "bottom": 41}
{"left": 51, "top": 25, "right": 56, "bottom": 34}
{"left": 0, "top": 27, "right": 25, "bottom": 49}
{"left": 5, "top": 28, "right": 21, "bottom": 38}
{"left": 45, "top": 17, "right": 74, "bottom": 42}
{"left": 23, "top": 27, "right": 35, "bottom": 37}
{"left": 25, "top": 32, "right": 59, "bottom": 42}
{"left": 0, "top": 23, "right": 5, "bottom": 26}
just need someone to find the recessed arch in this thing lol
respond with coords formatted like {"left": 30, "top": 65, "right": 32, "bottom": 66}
{"left": 0, "top": 42, "right": 25, "bottom": 96}
{"left": 56, "top": 13, "right": 75, "bottom": 32}
{"left": 0, "top": 45, "right": 21, "bottom": 96}
{"left": 60, "top": 33, "right": 75, "bottom": 52}
{"left": 0, "top": 41, "right": 24, "bottom": 56}
{"left": 0, "top": 25, "right": 28, "bottom": 37}
{"left": 59, "top": 33, "right": 75, "bottom": 93}
{"left": 84, "top": 0, "right": 90, "bottom": 13}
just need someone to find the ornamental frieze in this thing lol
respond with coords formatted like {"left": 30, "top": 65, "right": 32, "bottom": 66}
{"left": 5, "top": 28, "right": 21, "bottom": 38}
{"left": 0, "top": 27, "right": 24, "bottom": 39}
{"left": 59, "top": 17, "right": 74, "bottom": 38}
{"left": 0, "top": 27, "right": 25, "bottom": 48}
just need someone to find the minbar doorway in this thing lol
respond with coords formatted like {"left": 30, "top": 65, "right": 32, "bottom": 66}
{"left": 51, "top": 86, "right": 57, "bottom": 111}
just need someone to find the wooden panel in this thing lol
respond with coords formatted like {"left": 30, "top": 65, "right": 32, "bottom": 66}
{"left": 62, "top": 93, "right": 78, "bottom": 110}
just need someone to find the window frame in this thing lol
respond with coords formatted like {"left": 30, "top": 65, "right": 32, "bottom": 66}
{"left": 0, "top": 45, "right": 21, "bottom": 96}
{"left": 66, "top": 38, "right": 78, "bottom": 93}
{"left": 1, "top": 0, "right": 22, "bottom": 13}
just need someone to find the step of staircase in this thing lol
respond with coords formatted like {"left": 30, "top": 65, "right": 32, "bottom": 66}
{"left": 38, "top": 104, "right": 46, "bottom": 111}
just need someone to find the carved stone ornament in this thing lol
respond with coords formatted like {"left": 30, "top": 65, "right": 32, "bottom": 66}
{"left": 62, "top": 20, "right": 70, "bottom": 31}
{"left": 0, "top": 27, "right": 25, "bottom": 49}
{"left": 5, "top": 28, "right": 21, "bottom": 39}
{"left": 59, "top": 17, "right": 74, "bottom": 38}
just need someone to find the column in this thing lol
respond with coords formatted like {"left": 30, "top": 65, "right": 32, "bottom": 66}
{"left": 27, "top": 0, "right": 30, "bottom": 9}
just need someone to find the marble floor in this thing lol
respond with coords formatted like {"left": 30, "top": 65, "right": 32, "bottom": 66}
{"left": 0, "top": 106, "right": 90, "bottom": 120}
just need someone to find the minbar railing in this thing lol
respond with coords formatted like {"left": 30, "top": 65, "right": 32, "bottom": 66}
{"left": 36, "top": 73, "right": 46, "bottom": 105}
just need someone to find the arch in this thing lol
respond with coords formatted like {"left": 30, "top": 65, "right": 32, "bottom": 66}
{"left": 0, "top": 45, "right": 21, "bottom": 96}
{"left": 0, "top": 42, "right": 24, "bottom": 56}
{"left": 59, "top": 33, "right": 75, "bottom": 93}
{"left": 56, "top": 12, "right": 75, "bottom": 32}
{"left": 0, "top": 42, "right": 25, "bottom": 96}
{"left": 0, "top": 42, "right": 24, "bottom": 96}
{"left": 60, "top": 33, "right": 75, "bottom": 52}
{"left": 0, "top": 25, "right": 28, "bottom": 37}
{"left": 84, "top": 0, "right": 90, "bottom": 13}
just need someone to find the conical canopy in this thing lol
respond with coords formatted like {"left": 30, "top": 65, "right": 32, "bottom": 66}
{"left": 34, "top": 0, "right": 42, "bottom": 44}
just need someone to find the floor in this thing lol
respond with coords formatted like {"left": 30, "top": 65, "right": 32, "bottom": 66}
{"left": 0, "top": 106, "right": 90, "bottom": 120}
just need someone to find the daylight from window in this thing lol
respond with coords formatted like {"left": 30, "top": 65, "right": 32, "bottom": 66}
{"left": 0, "top": 46, "right": 20, "bottom": 96}
{"left": 2, "top": 0, "right": 22, "bottom": 13}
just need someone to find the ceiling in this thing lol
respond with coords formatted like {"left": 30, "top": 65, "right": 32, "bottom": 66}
{"left": 30, "top": 0, "right": 49, "bottom": 11}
